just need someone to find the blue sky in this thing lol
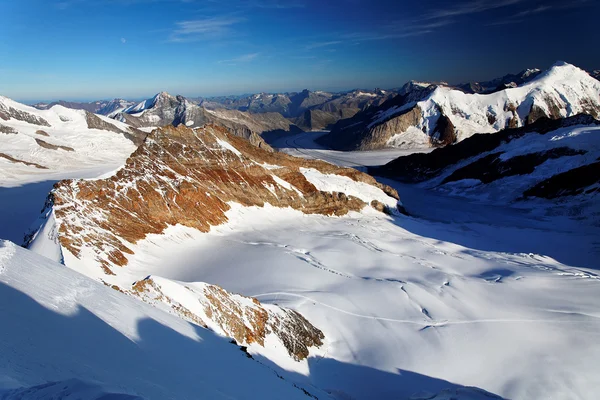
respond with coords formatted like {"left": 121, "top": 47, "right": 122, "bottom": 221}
{"left": 1, "top": 0, "right": 598, "bottom": 101}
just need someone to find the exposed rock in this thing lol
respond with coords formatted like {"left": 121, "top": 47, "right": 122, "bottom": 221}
{"left": 431, "top": 114, "right": 456, "bottom": 146}
{"left": 455, "top": 68, "right": 542, "bottom": 94}
{"left": 35, "top": 129, "right": 50, "bottom": 136}
{"left": 129, "top": 277, "right": 324, "bottom": 361}
{"left": 35, "top": 138, "right": 75, "bottom": 152}
{"left": 372, "top": 114, "right": 600, "bottom": 182}
{"left": 85, "top": 111, "right": 128, "bottom": 133}
{"left": 320, "top": 63, "right": 600, "bottom": 150}
{"left": 85, "top": 111, "right": 147, "bottom": 146}
{"left": 318, "top": 85, "right": 436, "bottom": 150}
{"left": 32, "top": 99, "right": 136, "bottom": 115}
{"left": 0, "top": 102, "right": 50, "bottom": 126}
{"left": 442, "top": 147, "right": 586, "bottom": 184}
{"left": 114, "top": 92, "right": 274, "bottom": 150}
{"left": 291, "top": 109, "right": 341, "bottom": 131}
{"left": 0, "top": 153, "right": 48, "bottom": 169}
{"left": 359, "top": 106, "right": 424, "bottom": 150}
{"left": 522, "top": 161, "right": 600, "bottom": 199}
{"left": 50, "top": 124, "right": 399, "bottom": 275}
{"left": 0, "top": 123, "right": 18, "bottom": 134}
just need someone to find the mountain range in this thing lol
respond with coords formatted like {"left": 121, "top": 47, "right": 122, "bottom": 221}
{"left": 2, "top": 61, "right": 600, "bottom": 400}
{"left": 318, "top": 62, "right": 600, "bottom": 150}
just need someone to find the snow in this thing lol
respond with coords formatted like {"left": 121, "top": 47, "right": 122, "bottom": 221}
{"left": 215, "top": 138, "right": 242, "bottom": 157}
{"left": 370, "top": 62, "right": 600, "bottom": 145}
{"left": 71, "top": 195, "right": 600, "bottom": 400}
{"left": 300, "top": 167, "right": 400, "bottom": 209}
{"left": 0, "top": 97, "right": 137, "bottom": 187}
{"left": 3, "top": 101, "right": 600, "bottom": 399}
{"left": 0, "top": 241, "right": 325, "bottom": 400}
{"left": 427, "top": 123, "right": 600, "bottom": 204}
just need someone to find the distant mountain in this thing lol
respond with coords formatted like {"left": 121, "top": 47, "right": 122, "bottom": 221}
{"left": 33, "top": 98, "right": 136, "bottom": 116}
{"left": 454, "top": 68, "right": 542, "bottom": 94}
{"left": 318, "top": 62, "right": 600, "bottom": 151}
{"left": 202, "top": 88, "right": 398, "bottom": 131}
{"left": 0, "top": 94, "right": 145, "bottom": 185}
{"left": 372, "top": 114, "right": 600, "bottom": 204}
{"left": 113, "top": 91, "right": 302, "bottom": 149}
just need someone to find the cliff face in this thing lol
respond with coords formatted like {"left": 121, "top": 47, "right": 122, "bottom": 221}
{"left": 50, "top": 124, "right": 399, "bottom": 276}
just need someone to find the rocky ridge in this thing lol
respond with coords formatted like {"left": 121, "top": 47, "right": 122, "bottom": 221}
{"left": 47, "top": 124, "right": 400, "bottom": 277}
{"left": 129, "top": 276, "right": 324, "bottom": 361}
{"left": 372, "top": 114, "right": 600, "bottom": 207}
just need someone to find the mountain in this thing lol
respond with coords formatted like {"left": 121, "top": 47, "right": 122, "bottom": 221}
{"left": 113, "top": 92, "right": 297, "bottom": 149}
{"left": 23, "top": 123, "right": 400, "bottom": 361}
{"left": 0, "top": 95, "right": 145, "bottom": 186}
{"left": 203, "top": 89, "right": 397, "bottom": 131}
{"left": 373, "top": 114, "right": 600, "bottom": 211}
{"left": 33, "top": 99, "right": 136, "bottom": 116}
{"left": 319, "top": 62, "right": 600, "bottom": 151}
{"left": 0, "top": 241, "right": 327, "bottom": 400}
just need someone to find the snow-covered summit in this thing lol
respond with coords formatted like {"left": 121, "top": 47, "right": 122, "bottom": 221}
{"left": 0, "top": 94, "right": 142, "bottom": 186}
{"left": 320, "top": 62, "right": 600, "bottom": 150}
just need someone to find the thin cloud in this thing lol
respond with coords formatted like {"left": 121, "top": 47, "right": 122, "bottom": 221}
{"left": 488, "top": 1, "right": 590, "bottom": 26}
{"left": 121, "top": 37, "right": 127, "bottom": 44}
{"left": 305, "top": 41, "right": 342, "bottom": 50}
{"left": 168, "top": 16, "right": 243, "bottom": 42}
{"left": 219, "top": 52, "right": 260, "bottom": 64}
{"left": 424, "top": 0, "right": 525, "bottom": 19}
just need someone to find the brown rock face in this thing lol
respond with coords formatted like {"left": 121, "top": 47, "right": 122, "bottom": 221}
{"left": 430, "top": 114, "right": 456, "bottom": 147}
{"left": 0, "top": 124, "right": 18, "bottom": 134}
{"left": 35, "top": 138, "right": 75, "bottom": 152}
{"left": 129, "top": 277, "right": 324, "bottom": 361}
{"left": 51, "top": 124, "right": 399, "bottom": 275}
{"left": 0, "top": 153, "right": 47, "bottom": 169}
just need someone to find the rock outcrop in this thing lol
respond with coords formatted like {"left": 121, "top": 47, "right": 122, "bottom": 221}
{"left": 373, "top": 114, "right": 600, "bottom": 183}
{"left": 0, "top": 99, "right": 50, "bottom": 126}
{"left": 372, "top": 114, "right": 600, "bottom": 204}
{"left": 130, "top": 276, "right": 324, "bottom": 360}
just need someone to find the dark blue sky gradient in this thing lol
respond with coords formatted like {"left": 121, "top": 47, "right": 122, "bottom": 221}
{"left": 1, "top": 0, "right": 598, "bottom": 101}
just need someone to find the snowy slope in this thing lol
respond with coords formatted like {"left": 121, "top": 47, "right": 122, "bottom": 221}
{"left": 0, "top": 95, "right": 138, "bottom": 187}
{"left": 20, "top": 122, "right": 600, "bottom": 399}
{"left": 428, "top": 123, "right": 600, "bottom": 203}
{"left": 375, "top": 115, "right": 600, "bottom": 225}
{"left": 90, "top": 202, "right": 600, "bottom": 400}
{"left": 0, "top": 241, "right": 327, "bottom": 400}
